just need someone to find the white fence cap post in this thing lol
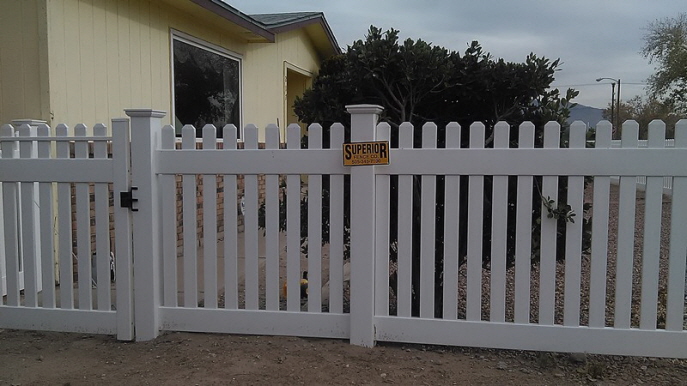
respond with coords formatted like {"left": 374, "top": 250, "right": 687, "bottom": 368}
{"left": 346, "top": 104, "right": 384, "bottom": 348}
{"left": 125, "top": 108, "right": 166, "bottom": 341}
{"left": 346, "top": 105, "right": 384, "bottom": 142}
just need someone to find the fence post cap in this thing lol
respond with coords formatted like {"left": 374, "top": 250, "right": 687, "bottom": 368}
{"left": 124, "top": 109, "right": 167, "bottom": 118}
{"left": 345, "top": 105, "right": 384, "bottom": 115}
{"left": 11, "top": 119, "right": 47, "bottom": 127}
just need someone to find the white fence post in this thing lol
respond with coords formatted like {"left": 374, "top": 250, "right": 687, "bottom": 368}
{"left": 126, "top": 109, "right": 166, "bottom": 341}
{"left": 346, "top": 104, "right": 383, "bottom": 347}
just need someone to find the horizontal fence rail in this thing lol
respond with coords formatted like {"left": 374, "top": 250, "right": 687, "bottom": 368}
{"left": 155, "top": 148, "right": 687, "bottom": 176}
{"left": 610, "top": 138, "right": 676, "bottom": 193}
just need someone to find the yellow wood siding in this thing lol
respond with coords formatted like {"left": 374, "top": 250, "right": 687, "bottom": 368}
{"left": 0, "top": 0, "right": 50, "bottom": 124}
{"left": 44, "top": 0, "right": 248, "bottom": 130}
{"left": 244, "top": 29, "right": 320, "bottom": 140}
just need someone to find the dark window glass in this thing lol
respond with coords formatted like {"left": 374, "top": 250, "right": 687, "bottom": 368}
{"left": 173, "top": 38, "right": 240, "bottom": 138}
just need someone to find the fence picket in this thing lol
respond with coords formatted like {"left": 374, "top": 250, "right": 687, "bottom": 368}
{"left": 74, "top": 124, "right": 92, "bottom": 310}
{"left": 202, "top": 125, "right": 218, "bottom": 309}
{"left": 514, "top": 122, "right": 535, "bottom": 324}
{"left": 539, "top": 122, "right": 560, "bottom": 325}
{"left": 37, "top": 124, "right": 56, "bottom": 308}
{"left": 466, "top": 123, "right": 485, "bottom": 321}
{"left": 223, "top": 125, "right": 239, "bottom": 309}
{"left": 161, "top": 125, "right": 177, "bottom": 307}
{"left": 182, "top": 125, "right": 198, "bottom": 308}
{"left": 244, "top": 125, "right": 260, "bottom": 310}
{"left": 1, "top": 124, "right": 20, "bottom": 306}
{"left": 374, "top": 123, "right": 391, "bottom": 316}
{"left": 666, "top": 119, "right": 687, "bottom": 331}
{"left": 55, "top": 124, "right": 74, "bottom": 309}
{"left": 589, "top": 122, "right": 612, "bottom": 328}
{"left": 18, "top": 125, "right": 39, "bottom": 307}
{"left": 397, "top": 122, "right": 414, "bottom": 317}
{"left": 265, "top": 124, "right": 280, "bottom": 311}
{"left": 309, "top": 123, "right": 324, "bottom": 313}
{"left": 286, "top": 124, "right": 302, "bottom": 311}
{"left": 563, "top": 122, "right": 586, "bottom": 326}
{"left": 640, "top": 120, "right": 666, "bottom": 329}
{"left": 93, "top": 124, "right": 111, "bottom": 310}
{"left": 443, "top": 122, "right": 461, "bottom": 320}
{"left": 490, "top": 122, "right": 509, "bottom": 322}
{"left": 328, "top": 123, "right": 345, "bottom": 314}
{"left": 615, "top": 121, "right": 639, "bottom": 328}
{"left": 420, "top": 123, "right": 438, "bottom": 319}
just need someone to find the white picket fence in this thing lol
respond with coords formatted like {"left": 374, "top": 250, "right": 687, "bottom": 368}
{"left": 1, "top": 108, "right": 687, "bottom": 359}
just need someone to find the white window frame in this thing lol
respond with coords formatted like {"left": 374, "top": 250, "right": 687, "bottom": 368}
{"left": 170, "top": 30, "right": 244, "bottom": 140}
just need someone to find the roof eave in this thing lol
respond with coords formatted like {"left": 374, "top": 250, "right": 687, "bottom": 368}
{"left": 190, "top": 0, "right": 275, "bottom": 42}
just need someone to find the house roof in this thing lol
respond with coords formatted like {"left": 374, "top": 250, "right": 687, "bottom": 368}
{"left": 251, "top": 12, "right": 341, "bottom": 57}
{"left": 249, "top": 12, "right": 324, "bottom": 28}
{"left": 190, "top": 1, "right": 341, "bottom": 56}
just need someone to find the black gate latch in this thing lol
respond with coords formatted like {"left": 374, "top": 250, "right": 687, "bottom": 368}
{"left": 120, "top": 187, "right": 139, "bottom": 211}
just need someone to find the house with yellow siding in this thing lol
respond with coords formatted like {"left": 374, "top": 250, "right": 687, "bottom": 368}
{"left": 0, "top": 0, "right": 340, "bottom": 140}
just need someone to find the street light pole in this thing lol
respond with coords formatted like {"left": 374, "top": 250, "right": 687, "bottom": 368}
{"left": 596, "top": 77, "right": 620, "bottom": 135}
{"left": 616, "top": 79, "right": 621, "bottom": 130}
{"left": 610, "top": 82, "right": 615, "bottom": 129}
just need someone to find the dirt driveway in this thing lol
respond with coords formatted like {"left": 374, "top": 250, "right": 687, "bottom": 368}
{"left": 2, "top": 329, "right": 687, "bottom": 386}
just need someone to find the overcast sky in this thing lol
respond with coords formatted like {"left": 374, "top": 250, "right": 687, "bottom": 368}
{"left": 229, "top": 1, "right": 684, "bottom": 109}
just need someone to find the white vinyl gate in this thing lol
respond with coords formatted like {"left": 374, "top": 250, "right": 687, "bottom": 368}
{"left": 0, "top": 120, "right": 134, "bottom": 339}
{"left": 2, "top": 107, "right": 687, "bottom": 359}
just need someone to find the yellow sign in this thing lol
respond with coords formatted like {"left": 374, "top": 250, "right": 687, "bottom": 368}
{"left": 343, "top": 141, "right": 389, "bottom": 166}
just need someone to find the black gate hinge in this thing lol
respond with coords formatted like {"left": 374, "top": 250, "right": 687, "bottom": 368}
{"left": 120, "top": 187, "right": 139, "bottom": 212}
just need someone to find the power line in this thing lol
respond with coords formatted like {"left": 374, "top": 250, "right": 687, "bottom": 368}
{"left": 552, "top": 83, "right": 600, "bottom": 87}
{"left": 568, "top": 105, "right": 604, "bottom": 110}
{"left": 552, "top": 82, "right": 648, "bottom": 88}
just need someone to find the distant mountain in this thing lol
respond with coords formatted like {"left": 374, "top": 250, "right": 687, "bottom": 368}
{"left": 567, "top": 104, "right": 605, "bottom": 127}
